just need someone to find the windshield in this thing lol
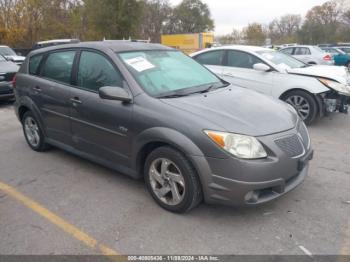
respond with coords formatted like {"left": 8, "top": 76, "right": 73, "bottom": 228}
{"left": 0, "top": 55, "right": 6, "bottom": 62}
{"left": 119, "top": 50, "right": 222, "bottom": 97}
{"left": 313, "top": 46, "right": 325, "bottom": 53}
{"left": 0, "top": 46, "right": 16, "bottom": 56}
{"left": 257, "top": 50, "right": 306, "bottom": 70}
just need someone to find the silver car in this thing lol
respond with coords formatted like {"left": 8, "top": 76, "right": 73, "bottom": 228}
{"left": 0, "top": 45, "right": 25, "bottom": 65}
{"left": 280, "top": 45, "right": 334, "bottom": 65}
{"left": 191, "top": 45, "right": 350, "bottom": 124}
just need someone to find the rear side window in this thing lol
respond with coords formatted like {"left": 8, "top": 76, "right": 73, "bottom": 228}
{"left": 29, "top": 55, "right": 43, "bottom": 75}
{"left": 77, "top": 51, "right": 123, "bottom": 92}
{"left": 41, "top": 51, "right": 76, "bottom": 85}
{"left": 227, "top": 50, "right": 262, "bottom": 69}
{"left": 294, "top": 47, "right": 311, "bottom": 55}
{"left": 194, "top": 50, "right": 225, "bottom": 66}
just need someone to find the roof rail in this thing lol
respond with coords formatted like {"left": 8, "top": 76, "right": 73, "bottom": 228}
{"left": 103, "top": 37, "right": 151, "bottom": 43}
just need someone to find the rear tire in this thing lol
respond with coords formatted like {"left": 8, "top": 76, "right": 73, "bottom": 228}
{"left": 22, "top": 111, "right": 50, "bottom": 152}
{"left": 282, "top": 90, "right": 318, "bottom": 125}
{"left": 144, "top": 146, "right": 202, "bottom": 213}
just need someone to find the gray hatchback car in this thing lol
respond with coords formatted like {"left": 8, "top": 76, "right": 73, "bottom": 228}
{"left": 14, "top": 42, "right": 313, "bottom": 213}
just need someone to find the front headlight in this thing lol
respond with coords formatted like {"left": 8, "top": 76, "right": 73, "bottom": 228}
{"left": 318, "top": 78, "right": 350, "bottom": 96}
{"left": 204, "top": 130, "right": 267, "bottom": 159}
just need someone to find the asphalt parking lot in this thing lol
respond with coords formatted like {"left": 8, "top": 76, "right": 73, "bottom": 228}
{"left": 0, "top": 101, "right": 349, "bottom": 256}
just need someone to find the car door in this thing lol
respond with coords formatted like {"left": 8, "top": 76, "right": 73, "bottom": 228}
{"left": 293, "top": 47, "right": 312, "bottom": 64}
{"left": 70, "top": 50, "right": 133, "bottom": 167}
{"left": 193, "top": 50, "right": 226, "bottom": 76}
{"left": 37, "top": 50, "right": 77, "bottom": 145}
{"left": 221, "top": 50, "right": 273, "bottom": 96}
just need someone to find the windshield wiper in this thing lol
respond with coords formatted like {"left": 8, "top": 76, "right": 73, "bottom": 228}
{"left": 198, "top": 82, "right": 230, "bottom": 94}
{"left": 160, "top": 94, "right": 186, "bottom": 99}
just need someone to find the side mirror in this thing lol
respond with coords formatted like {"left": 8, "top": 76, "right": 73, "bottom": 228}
{"left": 253, "top": 63, "right": 271, "bottom": 72}
{"left": 99, "top": 86, "right": 132, "bottom": 103}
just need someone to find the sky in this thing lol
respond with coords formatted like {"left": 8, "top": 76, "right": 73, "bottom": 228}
{"left": 169, "top": 0, "right": 330, "bottom": 35}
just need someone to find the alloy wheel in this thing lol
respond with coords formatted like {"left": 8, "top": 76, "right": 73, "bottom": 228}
{"left": 24, "top": 116, "right": 40, "bottom": 147}
{"left": 286, "top": 95, "right": 311, "bottom": 121}
{"left": 149, "top": 158, "right": 186, "bottom": 206}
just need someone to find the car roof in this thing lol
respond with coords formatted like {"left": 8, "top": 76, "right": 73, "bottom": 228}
{"left": 281, "top": 45, "right": 319, "bottom": 49}
{"left": 29, "top": 41, "right": 173, "bottom": 56}
{"left": 215, "top": 45, "right": 269, "bottom": 52}
{"left": 191, "top": 45, "right": 271, "bottom": 56}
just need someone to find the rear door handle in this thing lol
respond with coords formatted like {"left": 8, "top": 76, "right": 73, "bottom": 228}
{"left": 32, "top": 86, "right": 42, "bottom": 92}
{"left": 223, "top": 73, "right": 235, "bottom": 77}
{"left": 70, "top": 97, "right": 82, "bottom": 106}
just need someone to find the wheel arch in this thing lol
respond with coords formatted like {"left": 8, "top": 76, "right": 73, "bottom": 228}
{"left": 279, "top": 88, "right": 317, "bottom": 100}
{"left": 132, "top": 127, "right": 207, "bottom": 187}
{"left": 279, "top": 88, "right": 324, "bottom": 121}
{"left": 16, "top": 96, "right": 46, "bottom": 136}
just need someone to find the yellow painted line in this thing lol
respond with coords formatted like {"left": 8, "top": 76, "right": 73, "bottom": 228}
{"left": 0, "top": 181, "right": 120, "bottom": 256}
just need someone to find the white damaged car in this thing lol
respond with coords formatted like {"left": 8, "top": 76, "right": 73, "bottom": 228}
{"left": 191, "top": 46, "right": 350, "bottom": 124}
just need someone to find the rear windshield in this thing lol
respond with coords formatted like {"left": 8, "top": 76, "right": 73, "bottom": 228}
{"left": 0, "top": 46, "right": 16, "bottom": 56}
{"left": 118, "top": 50, "right": 221, "bottom": 97}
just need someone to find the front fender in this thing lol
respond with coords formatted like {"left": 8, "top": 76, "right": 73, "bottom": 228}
{"left": 275, "top": 74, "right": 330, "bottom": 99}
{"left": 133, "top": 127, "right": 205, "bottom": 158}
{"left": 131, "top": 127, "right": 212, "bottom": 197}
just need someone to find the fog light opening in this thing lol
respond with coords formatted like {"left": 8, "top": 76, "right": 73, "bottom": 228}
{"left": 245, "top": 191, "right": 259, "bottom": 203}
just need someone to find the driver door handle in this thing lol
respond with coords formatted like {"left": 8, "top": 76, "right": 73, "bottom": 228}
{"left": 70, "top": 97, "right": 82, "bottom": 106}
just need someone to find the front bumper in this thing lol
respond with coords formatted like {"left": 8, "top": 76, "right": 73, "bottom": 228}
{"left": 321, "top": 92, "right": 350, "bottom": 115}
{"left": 205, "top": 150, "right": 312, "bottom": 206}
{"left": 192, "top": 124, "right": 313, "bottom": 206}
{"left": 0, "top": 82, "right": 14, "bottom": 100}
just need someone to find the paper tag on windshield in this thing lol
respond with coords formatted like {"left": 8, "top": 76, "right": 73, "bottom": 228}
{"left": 125, "top": 57, "right": 155, "bottom": 72}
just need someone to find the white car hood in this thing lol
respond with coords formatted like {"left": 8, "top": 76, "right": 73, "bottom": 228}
{"left": 287, "top": 65, "right": 350, "bottom": 85}
{"left": 4, "top": 55, "right": 25, "bottom": 62}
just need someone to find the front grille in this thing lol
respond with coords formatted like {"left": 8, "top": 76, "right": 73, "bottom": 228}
{"left": 298, "top": 121, "right": 310, "bottom": 149}
{"left": 275, "top": 134, "right": 304, "bottom": 157}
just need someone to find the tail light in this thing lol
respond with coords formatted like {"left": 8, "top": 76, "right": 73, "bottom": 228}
{"left": 323, "top": 54, "right": 332, "bottom": 61}
{"left": 12, "top": 74, "right": 16, "bottom": 88}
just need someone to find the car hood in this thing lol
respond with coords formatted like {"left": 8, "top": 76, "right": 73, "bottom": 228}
{"left": 287, "top": 65, "right": 350, "bottom": 85}
{"left": 4, "top": 55, "right": 25, "bottom": 62}
{"left": 0, "top": 61, "right": 19, "bottom": 73}
{"left": 161, "top": 87, "right": 297, "bottom": 137}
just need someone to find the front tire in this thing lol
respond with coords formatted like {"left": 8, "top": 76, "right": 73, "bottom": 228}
{"left": 22, "top": 111, "right": 49, "bottom": 152}
{"left": 144, "top": 146, "right": 202, "bottom": 213}
{"left": 282, "top": 90, "right": 318, "bottom": 125}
